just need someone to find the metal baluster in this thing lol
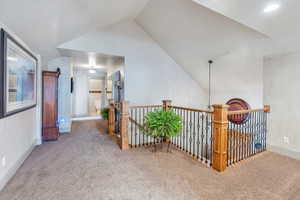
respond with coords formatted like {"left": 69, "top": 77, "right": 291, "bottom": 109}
{"left": 230, "top": 120, "right": 234, "bottom": 164}
{"left": 255, "top": 111, "right": 259, "bottom": 154}
{"left": 262, "top": 111, "right": 265, "bottom": 152}
{"left": 246, "top": 113, "right": 250, "bottom": 158}
{"left": 227, "top": 119, "right": 231, "bottom": 166}
{"left": 193, "top": 112, "right": 196, "bottom": 157}
{"left": 251, "top": 112, "right": 255, "bottom": 156}
{"left": 197, "top": 112, "right": 200, "bottom": 159}
{"left": 264, "top": 112, "right": 268, "bottom": 151}
{"left": 181, "top": 109, "right": 184, "bottom": 150}
{"left": 254, "top": 112, "right": 257, "bottom": 155}
{"left": 244, "top": 115, "right": 247, "bottom": 159}
{"left": 236, "top": 114, "right": 239, "bottom": 161}
{"left": 185, "top": 110, "right": 188, "bottom": 152}
{"left": 259, "top": 111, "right": 263, "bottom": 153}
{"left": 176, "top": 109, "right": 179, "bottom": 147}
{"left": 205, "top": 113, "right": 209, "bottom": 163}
{"left": 175, "top": 109, "right": 178, "bottom": 146}
{"left": 183, "top": 109, "right": 185, "bottom": 150}
{"left": 252, "top": 112, "right": 255, "bottom": 155}
{"left": 139, "top": 108, "right": 141, "bottom": 146}
{"left": 232, "top": 120, "right": 234, "bottom": 164}
{"left": 240, "top": 114, "right": 243, "bottom": 161}
{"left": 247, "top": 112, "right": 251, "bottom": 158}
{"left": 241, "top": 115, "right": 245, "bottom": 160}
{"left": 231, "top": 120, "right": 234, "bottom": 164}
{"left": 189, "top": 111, "right": 193, "bottom": 154}
{"left": 145, "top": 108, "right": 148, "bottom": 145}
{"left": 227, "top": 120, "right": 230, "bottom": 166}
{"left": 151, "top": 108, "right": 154, "bottom": 144}
{"left": 146, "top": 107, "right": 150, "bottom": 144}
{"left": 134, "top": 108, "right": 137, "bottom": 147}
{"left": 234, "top": 114, "right": 238, "bottom": 163}
{"left": 176, "top": 108, "right": 179, "bottom": 147}
{"left": 130, "top": 109, "right": 133, "bottom": 147}
{"left": 209, "top": 114, "right": 213, "bottom": 166}
{"left": 248, "top": 113, "right": 252, "bottom": 157}
{"left": 201, "top": 113, "right": 204, "bottom": 161}
{"left": 142, "top": 108, "right": 145, "bottom": 145}
{"left": 257, "top": 111, "right": 260, "bottom": 154}
{"left": 238, "top": 114, "right": 241, "bottom": 161}
{"left": 230, "top": 119, "right": 234, "bottom": 164}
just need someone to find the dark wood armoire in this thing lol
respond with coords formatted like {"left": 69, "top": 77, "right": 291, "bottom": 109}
{"left": 42, "top": 70, "right": 60, "bottom": 141}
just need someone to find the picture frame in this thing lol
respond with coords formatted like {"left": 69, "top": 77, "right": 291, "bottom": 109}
{"left": 0, "top": 29, "right": 37, "bottom": 118}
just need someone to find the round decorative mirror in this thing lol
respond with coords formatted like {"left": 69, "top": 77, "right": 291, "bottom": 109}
{"left": 226, "top": 98, "right": 251, "bottom": 124}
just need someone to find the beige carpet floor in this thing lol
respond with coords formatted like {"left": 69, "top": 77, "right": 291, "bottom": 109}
{"left": 1, "top": 120, "right": 300, "bottom": 200}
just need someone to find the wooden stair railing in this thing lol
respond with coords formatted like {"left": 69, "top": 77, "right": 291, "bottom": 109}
{"left": 108, "top": 100, "right": 270, "bottom": 172}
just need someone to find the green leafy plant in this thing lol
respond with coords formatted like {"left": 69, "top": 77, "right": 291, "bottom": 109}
{"left": 144, "top": 109, "right": 182, "bottom": 152}
{"left": 101, "top": 108, "right": 109, "bottom": 120}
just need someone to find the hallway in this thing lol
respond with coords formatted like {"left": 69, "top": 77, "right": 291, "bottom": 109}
{"left": 0, "top": 120, "right": 300, "bottom": 200}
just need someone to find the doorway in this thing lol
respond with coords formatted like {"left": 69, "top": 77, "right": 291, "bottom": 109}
{"left": 69, "top": 52, "right": 125, "bottom": 121}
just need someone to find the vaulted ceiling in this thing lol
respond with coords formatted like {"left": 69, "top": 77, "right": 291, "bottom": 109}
{"left": 191, "top": 0, "right": 300, "bottom": 56}
{"left": 0, "top": 0, "right": 149, "bottom": 62}
{"left": 136, "top": 0, "right": 266, "bottom": 66}
{"left": 0, "top": 0, "right": 299, "bottom": 65}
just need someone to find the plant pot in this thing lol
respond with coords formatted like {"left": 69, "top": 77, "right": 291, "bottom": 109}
{"left": 152, "top": 137, "right": 171, "bottom": 153}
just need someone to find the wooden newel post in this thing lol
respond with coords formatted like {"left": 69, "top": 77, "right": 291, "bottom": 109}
{"left": 162, "top": 100, "right": 172, "bottom": 111}
{"left": 120, "top": 101, "right": 130, "bottom": 150}
{"left": 108, "top": 102, "right": 115, "bottom": 136}
{"left": 212, "top": 104, "right": 229, "bottom": 172}
{"left": 264, "top": 105, "right": 271, "bottom": 113}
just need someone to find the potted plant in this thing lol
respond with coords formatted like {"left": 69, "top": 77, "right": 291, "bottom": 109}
{"left": 101, "top": 107, "right": 109, "bottom": 120}
{"left": 144, "top": 109, "right": 182, "bottom": 152}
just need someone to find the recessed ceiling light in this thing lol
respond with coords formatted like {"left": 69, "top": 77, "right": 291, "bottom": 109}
{"left": 264, "top": 4, "right": 280, "bottom": 13}
{"left": 89, "top": 69, "right": 96, "bottom": 74}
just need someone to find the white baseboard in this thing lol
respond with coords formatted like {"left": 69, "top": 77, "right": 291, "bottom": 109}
{"left": 72, "top": 116, "right": 102, "bottom": 121}
{"left": 0, "top": 140, "right": 37, "bottom": 192}
{"left": 268, "top": 145, "right": 300, "bottom": 160}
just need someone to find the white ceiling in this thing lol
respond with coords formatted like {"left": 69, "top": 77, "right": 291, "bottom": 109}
{"left": 192, "top": 0, "right": 300, "bottom": 56}
{"left": 0, "top": 0, "right": 297, "bottom": 70}
{"left": 0, "top": 0, "right": 149, "bottom": 62}
{"left": 136, "top": 0, "right": 266, "bottom": 62}
{"left": 135, "top": 0, "right": 267, "bottom": 89}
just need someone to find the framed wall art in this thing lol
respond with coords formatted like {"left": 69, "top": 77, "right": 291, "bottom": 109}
{"left": 0, "top": 29, "right": 37, "bottom": 118}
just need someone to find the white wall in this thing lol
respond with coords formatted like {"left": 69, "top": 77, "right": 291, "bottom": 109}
{"left": 47, "top": 57, "right": 72, "bottom": 133}
{"left": 59, "top": 21, "right": 207, "bottom": 108}
{"left": 211, "top": 47, "right": 264, "bottom": 108}
{"left": 0, "top": 22, "right": 41, "bottom": 191}
{"left": 264, "top": 52, "right": 300, "bottom": 159}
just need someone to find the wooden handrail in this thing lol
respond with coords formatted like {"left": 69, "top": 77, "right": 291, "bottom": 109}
{"left": 169, "top": 106, "right": 213, "bottom": 113}
{"left": 228, "top": 108, "right": 268, "bottom": 115}
{"left": 129, "top": 105, "right": 162, "bottom": 109}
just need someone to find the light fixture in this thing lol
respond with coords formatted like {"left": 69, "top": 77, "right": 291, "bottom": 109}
{"left": 208, "top": 60, "right": 213, "bottom": 109}
{"left": 264, "top": 4, "right": 280, "bottom": 13}
{"left": 7, "top": 56, "right": 18, "bottom": 62}
{"left": 89, "top": 69, "right": 96, "bottom": 74}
